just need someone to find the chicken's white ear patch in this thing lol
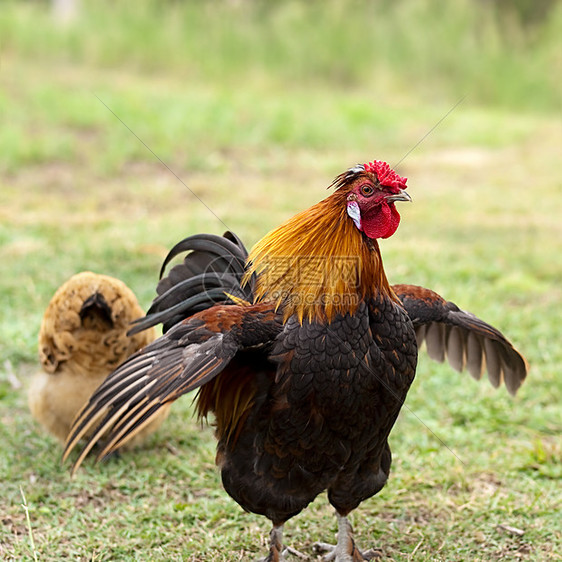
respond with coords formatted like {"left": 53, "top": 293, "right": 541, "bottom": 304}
{"left": 346, "top": 201, "right": 362, "bottom": 230}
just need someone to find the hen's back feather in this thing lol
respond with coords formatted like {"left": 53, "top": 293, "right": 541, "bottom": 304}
{"left": 30, "top": 271, "right": 169, "bottom": 442}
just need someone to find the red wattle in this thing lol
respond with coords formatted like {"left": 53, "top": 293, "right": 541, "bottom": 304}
{"left": 361, "top": 203, "right": 401, "bottom": 239}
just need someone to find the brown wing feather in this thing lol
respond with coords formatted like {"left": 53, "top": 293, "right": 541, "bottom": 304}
{"left": 63, "top": 331, "right": 234, "bottom": 474}
{"left": 63, "top": 303, "right": 281, "bottom": 474}
{"left": 393, "top": 284, "right": 528, "bottom": 395}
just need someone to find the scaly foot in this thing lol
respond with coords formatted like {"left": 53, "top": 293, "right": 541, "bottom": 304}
{"left": 257, "top": 525, "right": 308, "bottom": 561}
{"left": 312, "top": 514, "right": 381, "bottom": 561}
{"left": 313, "top": 541, "right": 381, "bottom": 561}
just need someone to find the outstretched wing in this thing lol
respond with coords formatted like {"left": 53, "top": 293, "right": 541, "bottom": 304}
{"left": 393, "top": 284, "right": 528, "bottom": 395}
{"left": 63, "top": 302, "right": 281, "bottom": 474}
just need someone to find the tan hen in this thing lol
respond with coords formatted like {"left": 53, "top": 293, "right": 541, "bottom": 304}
{"left": 29, "top": 271, "right": 170, "bottom": 444}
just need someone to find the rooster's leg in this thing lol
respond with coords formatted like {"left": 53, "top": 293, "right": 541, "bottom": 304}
{"left": 313, "top": 512, "right": 381, "bottom": 561}
{"left": 256, "top": 524, "right": 285, "bottom": 562}
{"left": 256, "top": 524, "right": 307, "bottom": 561}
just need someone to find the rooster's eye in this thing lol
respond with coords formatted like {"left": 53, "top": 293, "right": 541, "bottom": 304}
{"left": 360, "top": 184, "right": 374, "bottom": 197}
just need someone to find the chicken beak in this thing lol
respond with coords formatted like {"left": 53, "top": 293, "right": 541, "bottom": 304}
{"left": 386, "top": 189, "right": 412, "bottom": 203}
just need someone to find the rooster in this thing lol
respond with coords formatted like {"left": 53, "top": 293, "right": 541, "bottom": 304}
{"left": 30, "top": 271, "right": 170, "bottom": 444}
{"left": 63, "top": 161, "right": 527, "bottom": 561}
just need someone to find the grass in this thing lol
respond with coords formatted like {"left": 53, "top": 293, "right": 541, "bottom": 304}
{"left": 1, "top": 1, "right": 561, "bottom": 560}
{"left": 2, "top": 0, "right": 561, "bottom": 110}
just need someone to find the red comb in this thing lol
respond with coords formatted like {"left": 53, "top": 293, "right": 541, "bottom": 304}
{"left": 364, "top": 160, "right": 407, "bottom": 190}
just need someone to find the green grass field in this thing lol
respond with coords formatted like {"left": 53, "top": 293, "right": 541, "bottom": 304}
{"left": 1, "top": 1, "right": 561, "bottom": 560}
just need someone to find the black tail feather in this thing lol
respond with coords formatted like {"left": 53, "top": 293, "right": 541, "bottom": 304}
{"left": 132, "top": 232, "right": 255, "bottom": 335}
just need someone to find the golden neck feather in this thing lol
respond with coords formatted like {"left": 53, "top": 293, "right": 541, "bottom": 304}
{"left": 244, "top": 191, "right": 396, "bottom": 323}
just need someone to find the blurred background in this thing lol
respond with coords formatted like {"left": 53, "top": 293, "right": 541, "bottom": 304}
{"left": 1, "top": 1, "right": 561, "bottom": 559}
{"left": 1, "top": 0, "right": 561, "bottom": 360}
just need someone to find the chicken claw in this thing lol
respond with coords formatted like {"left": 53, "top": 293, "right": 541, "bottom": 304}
{"left": 313, "top": 514, "right": 381, "bottom": 561}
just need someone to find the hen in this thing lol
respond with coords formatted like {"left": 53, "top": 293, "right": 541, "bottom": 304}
{"left": 64, "top": 162, "right": 527, "bottom": 561}
{"left": 29, "top": 271, "right": 170, "bottom": 444}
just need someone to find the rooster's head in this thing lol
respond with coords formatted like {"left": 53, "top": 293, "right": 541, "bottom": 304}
{"left": 334, "top": 160, "right": 411, "bottom": 240}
